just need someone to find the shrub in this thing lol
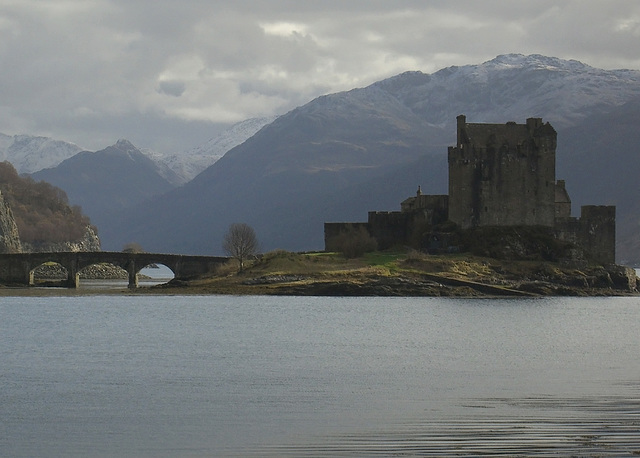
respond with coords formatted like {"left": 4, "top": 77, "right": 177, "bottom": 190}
{"left": 327, "top": 225, "right": 378, "bottom": 258}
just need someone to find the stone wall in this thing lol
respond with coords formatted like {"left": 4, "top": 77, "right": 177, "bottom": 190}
{"left": 555, "top": 206, "right": 616, "bottom": 265}
{"left": 578, "top": 205, "right": 616, "bottom": 265}
{"left": 324, "top": 222, "right": 370, "bottom": 251}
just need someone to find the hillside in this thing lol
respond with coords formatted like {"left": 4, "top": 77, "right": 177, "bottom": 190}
{"left": 99, "top": 54, "right": 640, "bottom": 263}
{"left": 0, "top": 162, "right": 95, "bottom": 250}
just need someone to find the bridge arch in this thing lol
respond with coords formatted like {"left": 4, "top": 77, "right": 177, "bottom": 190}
{"left": 137, "top": 262, "right": 176, "bottom": 287}
{"left": 77, "top": 262, "right": 131, "bottom": 287}
{"left": 30, "top": 261, "right": 70, "bottom": 286}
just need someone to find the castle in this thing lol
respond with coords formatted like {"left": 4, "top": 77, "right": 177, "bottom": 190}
{"left": 325, "top": 115, "right": 616, "bottom": 265}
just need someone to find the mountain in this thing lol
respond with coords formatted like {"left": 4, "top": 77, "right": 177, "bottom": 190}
{"left": 0, "top": 133, "right": 83, "bottom": 174}
{"left": 144, "top": 116, "right": 278, "bottom": 184}
{"left": 31, "top": 139, "right": 180, "bottom": 247}
{"left": 99, "top": 55, "right": 640, "bottom": 263}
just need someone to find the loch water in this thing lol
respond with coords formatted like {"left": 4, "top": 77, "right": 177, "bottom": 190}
{"left": 1, "top": 294, "right": 639, "bottom": 457}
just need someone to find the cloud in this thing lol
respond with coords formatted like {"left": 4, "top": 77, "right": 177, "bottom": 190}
{"left": 1, "top": 0, "right": 640, "bottom": 152}
{"left": 157, "top": 80, "right": 187, "bottom": 97}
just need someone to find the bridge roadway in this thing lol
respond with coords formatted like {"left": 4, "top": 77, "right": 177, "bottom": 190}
{"left": 0, "top": 251, "right": 229, "bottom": 288}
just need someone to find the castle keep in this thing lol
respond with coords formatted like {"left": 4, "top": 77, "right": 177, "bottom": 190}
{"left": 325, "top": 115, "right": 616, "bottom": 264}
{"left": 449, "top": 115, "right": 557, "bottom": 228}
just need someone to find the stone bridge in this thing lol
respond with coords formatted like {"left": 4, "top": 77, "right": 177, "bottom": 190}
{"left": 0, "top": 251, "right": 229, "bottom": 288}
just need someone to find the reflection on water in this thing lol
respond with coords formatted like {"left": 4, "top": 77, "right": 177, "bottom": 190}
{"left": 1, "top": 295, "right": 639, "bottom": 457}
{"left": 259, "top": 393, "right": 640, "bottom": 456}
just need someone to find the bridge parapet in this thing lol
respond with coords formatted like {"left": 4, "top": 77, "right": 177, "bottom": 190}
{"left": 0, "top": 252, "right": 229, "bottom": 288}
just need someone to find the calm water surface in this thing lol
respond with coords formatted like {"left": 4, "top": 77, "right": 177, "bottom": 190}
{"left": 1, "top": 295, "right": 639, "bottom": 457}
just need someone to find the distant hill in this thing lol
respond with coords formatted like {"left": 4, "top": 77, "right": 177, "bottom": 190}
{"left": 31, "top": 140, "right": 180, "bottom": 247}
{"left": 100, "top": 54, "right": 640, "bottom": 264}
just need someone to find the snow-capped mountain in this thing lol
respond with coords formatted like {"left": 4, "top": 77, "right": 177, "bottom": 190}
{"left": 144, "top": 116, "right": 278, "bottom": 183}
{"left": 0, "top": 133, "right": 83, "bottom": 174}
{"left": 375, "top": 53, "right": 640, "bottom": 130}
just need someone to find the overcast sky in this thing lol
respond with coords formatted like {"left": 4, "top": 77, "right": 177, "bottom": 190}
{"left": 1, "top": 0, "right": 639, "bottom": 153}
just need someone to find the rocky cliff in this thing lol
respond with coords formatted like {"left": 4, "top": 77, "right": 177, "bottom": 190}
{"left": 0, "top": 190, "right": 22, "bottom": 253}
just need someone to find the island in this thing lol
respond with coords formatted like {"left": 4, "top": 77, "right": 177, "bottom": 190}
{"left": 150, "top": 250, "right": 638, "bottom": 297}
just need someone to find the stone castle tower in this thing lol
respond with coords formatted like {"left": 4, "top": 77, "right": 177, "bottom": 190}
{"left": 448, "top": 115, "right": 557, "bottom": 228}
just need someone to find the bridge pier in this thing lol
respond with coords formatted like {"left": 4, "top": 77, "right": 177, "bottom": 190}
{"left": 125, "top": 261, "right": 138, "bottom": 289}
{"left": 66, "top": 271, "right": 79, "bottom": 288}
{"left": 64, "top": 257, "right": 79, "bottom": 288}
{"left": 128, "top": 270, "right": 138, "bottom": 289}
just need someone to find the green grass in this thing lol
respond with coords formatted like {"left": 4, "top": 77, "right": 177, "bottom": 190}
{"left": 363, "top": 251, "right": 405, "bottom": 272}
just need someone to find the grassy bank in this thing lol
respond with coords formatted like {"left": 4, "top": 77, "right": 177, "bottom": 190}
{"left": 149, "top": 249, "right": 639, "bottom": 297}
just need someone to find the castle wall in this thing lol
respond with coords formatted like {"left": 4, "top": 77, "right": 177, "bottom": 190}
{"left": 367, "top": 211, "right": 413, "bottom": 249}
{"left": 555, "top": 180, "right": 572, "bottom": 219}
{"left": 324, "top": 222, "right": 369, "bottom": 251}
{"left": 555, "top": 206, "right": 616, "bottom": 265}
{"left": 578, "top": 205, "right": 616, "bottom": 265}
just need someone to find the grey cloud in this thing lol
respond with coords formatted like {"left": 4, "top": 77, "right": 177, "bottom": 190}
{"left": 1, "top": 1, "right": 639, "bottom": 153}
{"left": 157, "top": 81, "right": 187, "bottom": 97}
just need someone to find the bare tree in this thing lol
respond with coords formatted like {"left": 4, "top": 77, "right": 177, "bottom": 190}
{"left": 222, "top": 223, "right": 259, "bottom": 271}
{"left": 123, "top": 242, "right": 144, "bottom": 253}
